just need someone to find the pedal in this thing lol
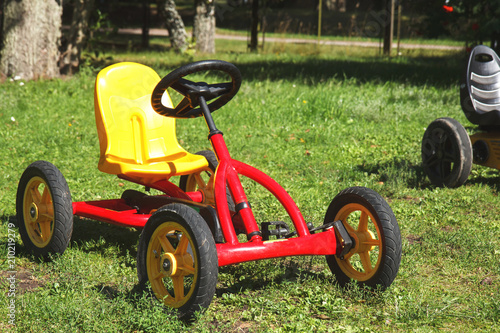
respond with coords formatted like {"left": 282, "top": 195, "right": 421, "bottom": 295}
{"left": 261, "top": 221, "right": 290, "bottom": 241}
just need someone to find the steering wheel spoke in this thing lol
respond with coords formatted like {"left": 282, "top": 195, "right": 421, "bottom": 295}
{"left": 207, "top": 82, "right": 232, "bottom": 95}
{"left": 171, "top": 78, "right": 198, "bottom": 96}
{"left": 151, "top": 60, "right": 241, "bottom": 118}
{"left": 176, "top": 97, "right": 197, "bottom": 116}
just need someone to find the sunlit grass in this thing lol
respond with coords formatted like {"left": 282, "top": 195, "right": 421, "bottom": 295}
{"left": 0, "top": 40, "right": 498, "bottom": 332}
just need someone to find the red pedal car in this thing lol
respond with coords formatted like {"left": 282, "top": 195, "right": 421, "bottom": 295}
{"left": 17, "top": 60, "right": 402, "bottom": 320}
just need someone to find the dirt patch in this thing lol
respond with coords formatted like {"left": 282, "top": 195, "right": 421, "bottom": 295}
{"left": 441, "top": 225, "right": 457, "bottom": 232}
{"left": 233, "top": 321, "right": 253, "bottom": 332}
{"left": 406, "top": 234, "right": 422, "bottom": 245}
{"left": 402, "top": 195, "right": 423, "bottom": 203}
{"left": 0, "top": 269, "right": 44, "bottom": 294}
{"left": 480, "top": 277, "right": 493, "bottom": 285}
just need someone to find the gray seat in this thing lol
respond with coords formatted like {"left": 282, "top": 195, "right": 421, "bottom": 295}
{"left": 460, "top": 45, "right": 500, "bottom": 127}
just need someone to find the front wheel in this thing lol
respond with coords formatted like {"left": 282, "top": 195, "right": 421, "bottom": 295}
{"left": 137, "top": 204, "right": 218, "bottom": 321}
{"left": 324, "top": 187, "right": 401, "bottom": 289}
{"left": 16, "top": 161, "right": 73, "bottom": 259}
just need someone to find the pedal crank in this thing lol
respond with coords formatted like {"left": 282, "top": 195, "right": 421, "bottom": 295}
{"left": 261, "top": 221, "right": 290, "bottom": 240}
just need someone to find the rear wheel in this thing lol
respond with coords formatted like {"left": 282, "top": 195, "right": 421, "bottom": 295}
{"left": 16, "top": 161, "right": 73, "bottom": 259}
{"left": 179, "top": 150, "right": 217, "bottom": 194}
{"left": 325, "top": 187, "right": 401, "bottom": 289}
{"left": 421, "top": 117, "right": 472, "bottom": 188}
{"left": 180, "top": 150, "right": 234, "bottom": 211}
{"left": 137, "top": 203, "right": 218, "bottom": 320}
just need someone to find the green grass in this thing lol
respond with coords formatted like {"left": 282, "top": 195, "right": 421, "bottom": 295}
{"left": 1, "top": 39, "right": 499, "bottom": 332}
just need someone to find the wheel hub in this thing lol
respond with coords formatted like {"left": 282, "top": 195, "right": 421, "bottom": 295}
{"left": 29, "top": 203, "right": 39, "bottom": 222}
{"left": 162, "top": 260, "right": 171, "bottom": 271}
{"left": 356, "top": 230, "right": 376, "bottom": 252}
{"left": 161, "top": 253, "right": 178, "bottom": 277}
{"left": 436, "top": 149, "right": 443, "bottom": 159}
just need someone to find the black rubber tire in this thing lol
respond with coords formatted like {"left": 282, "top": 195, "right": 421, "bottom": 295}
{"left": 137, "top": 203, "right": 218, "bottom": 321}
{"left": 421, "top": 117, "right": 472, "bottom": 188}
{"left": 324, "top": 187, "right": 401, "bottom": 290}
{"left": 16, "top": 161, "right": 73, "bottom": 260}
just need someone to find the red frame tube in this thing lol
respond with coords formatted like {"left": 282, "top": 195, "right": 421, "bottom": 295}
{"left": 73, "top": 200, "right": 149, "bottom": 228}
{"left": 217, "top": 228, "right": 337, "bottom": 266}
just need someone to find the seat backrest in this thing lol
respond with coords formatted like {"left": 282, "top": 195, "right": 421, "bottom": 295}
{"left": 461, "top": 45, "right": 500, "bottom": 127}
{"left": 94, "top": 62, "right": 184, "bottom": 174}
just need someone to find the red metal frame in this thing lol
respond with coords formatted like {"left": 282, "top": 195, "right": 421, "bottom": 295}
{"left": 72, "top": 108, "right": 340, "bottom": 268}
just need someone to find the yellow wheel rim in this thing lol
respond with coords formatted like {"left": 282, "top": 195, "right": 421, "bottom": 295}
{"left": 334, "top": 203, "right": 382, "bottom": 281}
{"left": 184, "top": 168, "right": 215, "bottom": 205}
{"left": 23, "top": 177, "right": 55, "bottom": 248}
{"left": 146, "top": 222, "right": 198, "bottom": 308}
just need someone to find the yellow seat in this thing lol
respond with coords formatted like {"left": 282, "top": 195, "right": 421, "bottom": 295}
{"left": 94, "top": 62, "right": 208, "bottom": 184}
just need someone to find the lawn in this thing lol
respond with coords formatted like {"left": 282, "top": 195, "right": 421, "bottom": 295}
{"left": 0, "top": 38, "right": 499, "bottom": 332}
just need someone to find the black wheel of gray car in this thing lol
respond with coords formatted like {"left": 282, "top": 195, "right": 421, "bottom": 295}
{"left": 421, "top": 117, "right": 472, "bottom": 188}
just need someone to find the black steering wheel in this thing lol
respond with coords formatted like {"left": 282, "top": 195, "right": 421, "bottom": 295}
{"left": 151, "top": 60, "right": 242, "bottom": 118}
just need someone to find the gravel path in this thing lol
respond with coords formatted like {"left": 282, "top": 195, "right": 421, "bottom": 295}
{"left": 119, "top": 27, "right": 463, "bottom": 51}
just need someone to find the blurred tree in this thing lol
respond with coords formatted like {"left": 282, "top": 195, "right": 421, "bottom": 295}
{"left": 0, "top": 1, "right": 4, "bottom": 54}
{"left": 449, "top": 0, "right": 500, "bottom": 52}
{"left": 383, "top": 0, "right": 394, "bottom": 56}
{"left": 325, "top": 0, "right": 345, "bottom": 12}
{"left": 142, "top": 0, "right": 151, "bottom": 48}
{"left": 59, "top": 0, "right": 95, "bottom": 75}
{"left": 0, "top": 0, "right": 62, "bottom": 80}
{"left": 193, "top": 0, "right": 215, "bottom": 54}
{"left": 414, "top": 0, "right": 500, "bottom": 52}
{"left": 156, "top": 0, "right": 188, "bottom": 52}
{"left": 250, "top": 0, "right": 259, "bottom": 51}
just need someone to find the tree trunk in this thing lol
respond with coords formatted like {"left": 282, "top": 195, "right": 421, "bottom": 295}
{"left": 0, "top": 0, "right": 62, "bottom": 80}
{"left": 156, "top": 0, "right": 188, "bottom": 52}
{"left": 142, "top": 0, "right": 150, "bottom": 49}
{"left": 59, "top": 0, "right": 95, "bottom": 75}
{"left": 0, "top": 2, "right": 4, "bottom": 54}
{"left": 249, "top": 0, "right": 259, "bottom": 52}
{"left": 194, "top": 0, "right": 215, "bottom": 54}
{"left": 383, "top": 0, "right": 394, "bottom": 56}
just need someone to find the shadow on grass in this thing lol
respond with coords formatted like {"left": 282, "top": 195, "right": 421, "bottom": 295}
{"left": 356, "top": 158, "right": 430, "bottom": 190}
{"left": 234, "top": 56, "right": 465, "bottom": 88}
{"left": 216, "top": 259, "right": 332, "bottom": 297}
{"left": 1, "top": 215, "right": 139, "bottom": 261}
{"left": 71, "top": 217, "right": 141, "bottom": 258}
{"left": 90, "top": 258, "right": 336, "bottom": 313}
{"left": 148, "top": 56, "right": 465, "bottom": 88}
{"left": 466, "top": 173, "right": 500, "bottom": 192}
{"left": 359, "top": 156, "right": 500, "bottom": 191}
